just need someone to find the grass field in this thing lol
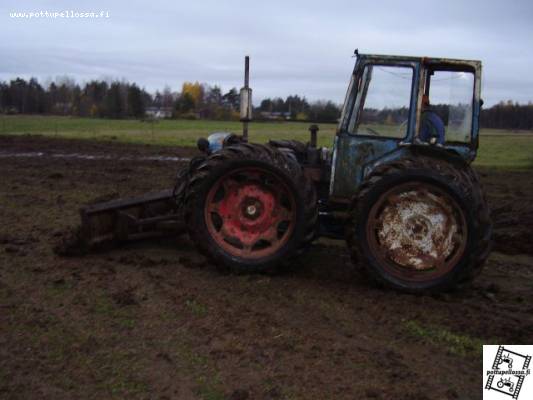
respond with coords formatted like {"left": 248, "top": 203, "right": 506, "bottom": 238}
{"left": 1, "top": 115, "right": 532, "bottom": 169}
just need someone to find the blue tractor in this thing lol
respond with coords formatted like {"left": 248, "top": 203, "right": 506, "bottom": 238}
{"left": 78, "top": 53, "right": 492, "bottom": 293}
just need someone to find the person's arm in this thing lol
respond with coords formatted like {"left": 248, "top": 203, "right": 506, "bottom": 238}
{"left": 419, "top": 111, "right": 445, "bottom": 144}
{"left": 419, "top": 111, "right": 432, "bottom": 142}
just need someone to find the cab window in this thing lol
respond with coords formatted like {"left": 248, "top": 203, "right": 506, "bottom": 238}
{"left": 422, "top": 70, "right": 474, "bottom": 143}
{"left": 348, "top": 65, "right": 413, "bottom": 138}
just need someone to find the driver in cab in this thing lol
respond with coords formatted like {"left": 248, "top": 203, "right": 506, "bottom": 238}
{"left": 419, "top": 94, "right": 445, "bottom": 145}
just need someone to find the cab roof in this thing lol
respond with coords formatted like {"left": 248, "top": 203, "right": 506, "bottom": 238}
{"left": 357, "top": 52, "right": 481, "bottom": 71}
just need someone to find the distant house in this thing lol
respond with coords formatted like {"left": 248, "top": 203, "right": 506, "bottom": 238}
{"left": 259, "top": 111, "right": 292, "bottom": 120}
{"left": 145, "top": 107, "right": 173, "bottom": 119}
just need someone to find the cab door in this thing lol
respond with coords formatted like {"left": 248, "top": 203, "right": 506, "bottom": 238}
{"left": 330, "top": 60, "right": 420, "bottom": 199}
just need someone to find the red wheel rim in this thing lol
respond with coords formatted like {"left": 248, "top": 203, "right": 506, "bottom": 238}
{"left": 366, "top": 181, "right": 468, "bottom": 282}
{"left": 204, "top": 167, "right": 296, "bottom": 259}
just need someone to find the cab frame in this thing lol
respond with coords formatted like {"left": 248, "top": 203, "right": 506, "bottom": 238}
{"left": 330, "top": 53, "right": 482, "bottom": 200}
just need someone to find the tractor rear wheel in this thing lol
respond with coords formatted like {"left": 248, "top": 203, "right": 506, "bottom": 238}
{"left": 347, "top": 155, "right": 492, "bottom": 293}
{"left": 184, "top": 143, "right": 317, "bottom": 273}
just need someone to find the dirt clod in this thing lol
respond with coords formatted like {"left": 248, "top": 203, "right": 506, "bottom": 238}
{"left": 229, "top": 389, "right": 249, "bottom": 400}
{"left": 53, "top": 227, "right": 89, "bottom": 257}
{"left": 111, "top": 288, "right": 138, "bottom": 306}
{"left": 445, "top": 388, "right": 459, "bottom": 399}
{"left": 4, "top": 245, "right": 19, "bottom": 254}
{"left": 486, "top": 283, "right": 501, "bottom": 293}
{"left": 365, "top": 388, "right": 382, "bottom": 399}
{"left": 47, "top": 172, "right": 64, "bottom": 179}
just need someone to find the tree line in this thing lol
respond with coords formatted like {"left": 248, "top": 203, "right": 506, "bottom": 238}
{"left": 480, "top": 101, "right": 533, "bottom": 130}
{"left": 0, "top": 77, "right": 150, "bottom": 119}
{"left": 1, "top": 77, "right": 532, "bottom": 128}
{"left": 0, "top": 77, "right": 343, "bottom": 122}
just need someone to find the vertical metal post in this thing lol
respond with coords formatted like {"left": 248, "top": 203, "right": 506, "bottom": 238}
{"left": 244, "top": 56, "right": 250, "bottom": 88}
{"left": 242, "top": 56, "right": 249, "bottom": 142}
{"left": 309, "top": 124, "right": 319, "bottom": 148}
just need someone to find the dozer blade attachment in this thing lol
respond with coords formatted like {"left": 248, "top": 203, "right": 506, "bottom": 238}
{"left": 79, "top": 189, "right": 186, "bottom": 248}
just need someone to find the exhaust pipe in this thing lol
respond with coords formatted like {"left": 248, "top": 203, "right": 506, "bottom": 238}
{"left": 240, "top": 56, "right": 252, "bottom": 142}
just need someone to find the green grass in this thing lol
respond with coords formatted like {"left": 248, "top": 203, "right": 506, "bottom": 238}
{"left": 475, "top": 134, "right": 533, "bottom": 169}
{"left": 1, "top": 114, "right": 532, "bottom": 169}
{"left": 0, "top": 114, "right": 334, "bottom": 147}
{"left": 174, "top": 339, "right": 225, "bottom": 400}
{"left": 185, "top": 298, "right": 208, "bottom": 317}
{"left": 403, "top": 320, "right": 488, "bottom": 357}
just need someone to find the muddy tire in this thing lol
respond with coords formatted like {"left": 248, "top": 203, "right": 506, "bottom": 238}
{"left": 269, "top": 140, "right": 308, "bottom": 163}
{"left": 347, "top": 155, "right": 492, "bottom": 293}
{"left": 184, "top": 143, "right": 317, "bottom": 273}
{"left": 174, "top": 156, "right": 206, "bottom": 208}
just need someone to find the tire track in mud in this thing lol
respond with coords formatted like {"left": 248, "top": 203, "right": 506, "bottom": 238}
{"left": 0, "top": 150, "right": 191, "bottom": 162}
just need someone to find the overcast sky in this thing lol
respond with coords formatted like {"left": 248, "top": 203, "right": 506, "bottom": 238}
{"left": 1, "top": 0, "right": 532, "bottom": 106}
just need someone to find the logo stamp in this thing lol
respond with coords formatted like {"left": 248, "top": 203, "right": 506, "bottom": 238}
{"left": 484, "top": 345, "right": 532, "bottom": 399}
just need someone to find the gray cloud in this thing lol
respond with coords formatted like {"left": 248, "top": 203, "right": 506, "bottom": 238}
{"left": 1, "top": 0, "right": 532, "bottom": 106}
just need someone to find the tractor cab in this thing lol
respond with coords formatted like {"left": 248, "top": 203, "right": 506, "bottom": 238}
{"left": 330, "top": 52, "right": 482, "bottom": 199}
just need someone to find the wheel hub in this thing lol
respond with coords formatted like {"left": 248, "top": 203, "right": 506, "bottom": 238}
{"left": 368, "top": 182, "right": 467, "bottom": 277}
{"left": 242, "top": 198, "right": 263, "bottom": 220}
{"left": 205, "top": 168, "right": 295, "bottom": 258}
{"left": 245, "top": 204, "right": 258, "bottom": 217}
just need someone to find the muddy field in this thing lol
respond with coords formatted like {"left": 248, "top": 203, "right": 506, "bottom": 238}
{"left": 1, "top": 135, "right": 532, "bottom": 400}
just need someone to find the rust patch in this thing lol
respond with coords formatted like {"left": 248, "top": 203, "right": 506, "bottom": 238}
{"left": 367, "top": 182, "right": 468, "bottom": 281}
